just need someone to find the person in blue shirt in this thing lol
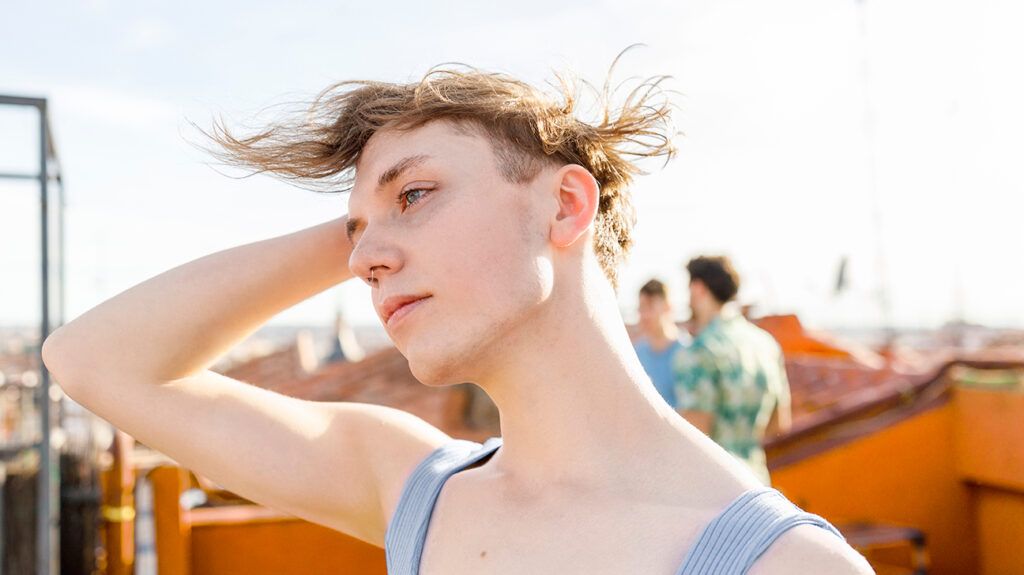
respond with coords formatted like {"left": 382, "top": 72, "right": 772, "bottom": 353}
{"left": 634, "top": 279, "right": 690, "bottom": 408}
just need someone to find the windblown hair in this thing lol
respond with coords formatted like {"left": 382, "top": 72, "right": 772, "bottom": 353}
{"left": 203, "top": 56, "right": 678, "bottom": 288}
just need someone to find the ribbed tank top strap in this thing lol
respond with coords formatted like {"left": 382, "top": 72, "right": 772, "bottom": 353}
{"left": 675, "top": 487, "right": 845, "bottom": 575}
{"left": 385, "top": 437, "right": 503, "bottom": 575}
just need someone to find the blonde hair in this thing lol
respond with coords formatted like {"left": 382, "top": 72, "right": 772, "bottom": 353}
{"left": 204, "top": 57, "right": 677, "bottom": 288}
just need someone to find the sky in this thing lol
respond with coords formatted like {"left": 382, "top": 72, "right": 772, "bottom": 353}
{"left": 1, "top": 0, "right": 1022, "bottom": 333}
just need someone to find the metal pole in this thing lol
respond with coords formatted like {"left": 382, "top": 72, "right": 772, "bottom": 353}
{"left": 36, "top": 99, "right": 58, "bottom": 575}
{"left": 58, "top": 173, "right": 66, "bottom": 328}
{"left": 0, "top": 462, "right": 6, "bottom": 575}
{"left": 0, "top": 93, "right": 63, "bottom": 575}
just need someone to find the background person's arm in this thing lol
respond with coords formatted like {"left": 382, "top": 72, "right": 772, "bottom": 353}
{"left": 765, "top": 396, "right": 793, "bottom": 440}
{"left": 42, "top": 216, "right": 448, "bottom": 546}
{"left": 764, "top": 356, "right": 793, "bottom": 440}
{"left": 765, "top": 405, "right": 783, "bottom": 440}
{"left": 776, "top": 363, "right": 793, "bottom": 434}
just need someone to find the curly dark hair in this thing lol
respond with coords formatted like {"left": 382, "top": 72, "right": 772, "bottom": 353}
{"left": 686, "top": 256, "right": 740, "bottom": 304}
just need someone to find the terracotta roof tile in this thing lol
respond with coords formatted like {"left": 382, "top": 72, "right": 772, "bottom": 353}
{"left": 219, "top": 343, "right": 498, "bottom": 442}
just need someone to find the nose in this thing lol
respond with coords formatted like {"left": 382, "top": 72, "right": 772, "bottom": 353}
{"left": 347, "top": 223, "right": 404, "bottom": 287}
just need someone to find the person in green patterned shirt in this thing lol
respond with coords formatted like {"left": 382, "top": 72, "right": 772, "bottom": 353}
{"left": 674, "top": 256, "right": 792, "bottom": 485}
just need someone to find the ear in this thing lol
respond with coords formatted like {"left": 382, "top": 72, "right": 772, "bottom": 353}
{"left": 550, "top": 164, "right": 600, "bottom": 248}
{"left": 689, "top": 281, "right": 707, "bottom": 299}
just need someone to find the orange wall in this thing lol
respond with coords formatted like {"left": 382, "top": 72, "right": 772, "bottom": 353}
{"left": 954, "top": 386, "right": 1024, "bottom": 575}
{"left": 975, "top": 486, "right": 1024, "bottom": 575}
{"left": 190, "top": 518, "right": 386, "bottom": 575}
{"left": 770, "top": 405, "right": 980, "bottom": 575}
{"left": 953, "top": 386, "right": 1024, "bottom": 492}
{"left": 148, "top": 464, "right": 388, "bottom": 575}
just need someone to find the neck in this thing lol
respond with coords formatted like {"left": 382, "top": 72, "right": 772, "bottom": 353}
{"left": 471, "top": 271, "right": 701, "bottom": 491}
{"left": 694, "top": 302, "right": 724, "bottom": 334}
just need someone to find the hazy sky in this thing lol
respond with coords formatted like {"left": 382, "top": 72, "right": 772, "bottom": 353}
{"left": 1, "top": 0, "right": 1021, "bottom": 332}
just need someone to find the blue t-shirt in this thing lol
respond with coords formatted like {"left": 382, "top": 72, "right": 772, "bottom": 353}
{"left": 635, "top": 338, "right": 686, "bottom": 408}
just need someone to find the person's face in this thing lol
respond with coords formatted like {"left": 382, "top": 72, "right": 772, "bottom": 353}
{"left": 687, "top": 280, "right": 702, "bottom": 318}
{"left": 637, "top": 293, "right": 670, "bottom": 330}
{"left": 346, "top": 120, "right": 554, "bottom": 386}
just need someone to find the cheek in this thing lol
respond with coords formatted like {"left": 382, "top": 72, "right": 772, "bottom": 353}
{"left": 439, "top": 193, "right": 548, "bottom": 298}
{"left": 399, "top": 198, "right": 550, "bottom": 377}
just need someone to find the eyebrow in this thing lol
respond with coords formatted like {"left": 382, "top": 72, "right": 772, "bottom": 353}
{"left": 346, "top": 154, "right": 433, "bottom": 244}
{"left": 378, "top": 154, "right": 431, "bottom": 188}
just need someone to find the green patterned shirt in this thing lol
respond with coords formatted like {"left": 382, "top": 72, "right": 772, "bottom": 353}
{"left": 673, "top": 312, "right": 790, "bottom": 485}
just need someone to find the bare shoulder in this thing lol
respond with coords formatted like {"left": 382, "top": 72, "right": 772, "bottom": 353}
{"left": 747, "top": 525, "right": 875, "bottom": 575}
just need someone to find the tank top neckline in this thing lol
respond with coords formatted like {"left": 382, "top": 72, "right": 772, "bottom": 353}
{"left": 384, "top": 436, "right": 845, "bottom": 575}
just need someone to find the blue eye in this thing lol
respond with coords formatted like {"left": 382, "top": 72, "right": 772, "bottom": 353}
{"left": 398, "top": 187, "right": 432, "bottom": 211}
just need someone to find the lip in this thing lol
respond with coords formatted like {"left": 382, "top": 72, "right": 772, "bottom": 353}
{"left": 379, "top": 294, "right": 432, "bottom": 328}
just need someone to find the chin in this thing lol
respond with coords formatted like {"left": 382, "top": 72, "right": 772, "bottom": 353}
{"left": 400, "top": 339, "right": 477, "bottom": 387}
{"left": 394, "top": 291, "right": 532, "bottom": 387}
{"left": 406, "top": 353, "right": 469, "bottom": 387}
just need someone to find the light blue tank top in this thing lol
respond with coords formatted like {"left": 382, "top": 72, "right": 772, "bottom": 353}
{"left": 385, "top": 437, "right": 845, "bottom": 574}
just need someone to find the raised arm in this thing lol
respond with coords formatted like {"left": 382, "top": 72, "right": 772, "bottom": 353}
{"left": 45, "top": 217, "right": 351, "bottom": 381}
{"left": 41, "top": 216, "right": 449, "bottom": 546}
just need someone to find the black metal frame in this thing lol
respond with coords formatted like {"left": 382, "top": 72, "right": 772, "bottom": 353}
{"left": 0, "top": 94, "right": 66, "bottom": 575}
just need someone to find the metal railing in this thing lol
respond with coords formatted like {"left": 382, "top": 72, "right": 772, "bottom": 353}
{"left": 0, "top": 94, "right": 66, "bottom": 575}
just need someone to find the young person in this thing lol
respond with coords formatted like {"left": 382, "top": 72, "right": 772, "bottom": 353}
{"left": 634, "top": 278, "right": 690, "bottom": 408}
{"left": 42, "top": 66, "right": 872, "bottom": 574}
{"left": 675, "top": 256, "right": 793, "bottom": 487}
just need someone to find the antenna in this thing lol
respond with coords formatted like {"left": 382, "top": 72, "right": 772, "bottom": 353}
{"left": 856, "top": 0, "right": 894, "bottom": 343}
